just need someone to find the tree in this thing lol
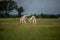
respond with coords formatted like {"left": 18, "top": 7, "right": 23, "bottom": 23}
{"left": 0, "top": 0, "right": 17, "bottom": 17}
{"left": 34, "top": 13, "right": 37, "bottom": 18}
{"left": 16, "top": 6, "right": 24, "bottom": 17}
{"left": 40, "top": 12, "right": 44, "bottom": 18}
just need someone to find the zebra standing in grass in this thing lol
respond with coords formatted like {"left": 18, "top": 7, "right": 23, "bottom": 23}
{"left": 28, "top": 15, "right": 37, "bottom": 24}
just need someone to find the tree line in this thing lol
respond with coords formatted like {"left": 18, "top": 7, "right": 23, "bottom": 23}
{"left": 34, "top": 13, "right": 60, "bottom": 18}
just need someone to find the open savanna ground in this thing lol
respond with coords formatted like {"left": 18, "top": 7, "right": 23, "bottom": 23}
{"left": 0, "top": 18, "right": 60, "bottom": 40}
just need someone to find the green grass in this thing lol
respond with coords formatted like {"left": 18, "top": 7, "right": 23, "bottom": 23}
{"left": 0, "top": 18, "right": 60, "bottom": 40}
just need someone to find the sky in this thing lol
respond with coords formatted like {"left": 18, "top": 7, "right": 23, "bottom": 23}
{"left": 10, "top": 0, "right": 60, "bottom": 14}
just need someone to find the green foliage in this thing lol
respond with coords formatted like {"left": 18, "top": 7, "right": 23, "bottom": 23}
{"left": 0, "top": 0, "right": 18, "bottom": 18}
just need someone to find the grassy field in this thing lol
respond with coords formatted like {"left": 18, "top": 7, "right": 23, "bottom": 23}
{"left": 0, "top": 18, "right": 60, "bottom": 40}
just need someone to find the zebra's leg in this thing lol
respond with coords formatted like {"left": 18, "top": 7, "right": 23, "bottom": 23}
{"left": 24, "top": 20, "right": 26, "bottom": 24}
